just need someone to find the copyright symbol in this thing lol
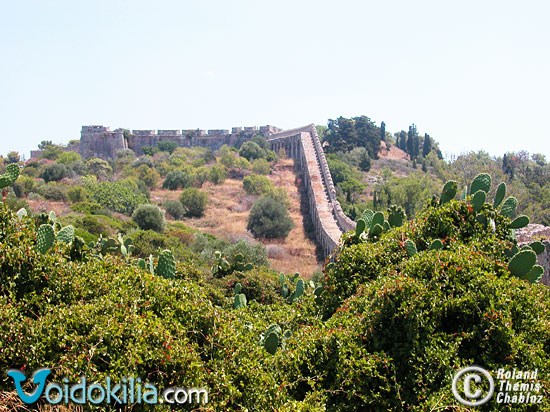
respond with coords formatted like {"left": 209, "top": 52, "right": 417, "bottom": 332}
{"left": 452, "top": 366, "right": 494, "bottom": 406}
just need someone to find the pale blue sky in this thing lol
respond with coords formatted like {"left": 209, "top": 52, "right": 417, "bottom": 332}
{"left": 1, "top": 0, "right": 549, "bottom": 159}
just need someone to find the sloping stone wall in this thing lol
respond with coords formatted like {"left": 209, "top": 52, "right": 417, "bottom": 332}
{"left": 268, "top": 125, "right": 355, "bottom": 257}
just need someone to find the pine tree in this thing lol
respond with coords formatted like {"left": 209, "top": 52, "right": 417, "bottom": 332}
{"left": 422, "top": 133, "right": 432, "bottom": 157}
{"left": 359, "top": 151, "right": 371, "bottom": 172}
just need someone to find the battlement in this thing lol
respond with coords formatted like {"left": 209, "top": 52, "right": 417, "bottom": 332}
{"left": 133, "top": 130, "right": 156, "bottom": 136}
{"left": 82, "top": 125, "right": 110, "bottom": 133}
{"left": 158, "top": 130, "right": 182, "bottom": 136}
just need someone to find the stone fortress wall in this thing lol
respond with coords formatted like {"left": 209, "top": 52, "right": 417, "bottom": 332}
{"left": 267, "top": 125, "right": 354, "bottom": 257}
{"left": 30, "top": 123, "right": 550, "bottom": 282}
{"left": 75, "top": 125, "right": 283, "bottom": 160}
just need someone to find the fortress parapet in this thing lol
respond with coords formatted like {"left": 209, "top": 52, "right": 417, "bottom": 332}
{"left": 64, "top": 124, "right": 282, "bottom": 159}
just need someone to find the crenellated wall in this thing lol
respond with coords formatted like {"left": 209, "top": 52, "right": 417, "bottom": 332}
{"left": 268, "top": 125, "right": 354, "bottom": 257}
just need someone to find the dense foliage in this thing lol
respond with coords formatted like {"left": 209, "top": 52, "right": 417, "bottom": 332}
{"left": 247, "top": 195, "right": 294, "bottom": 239}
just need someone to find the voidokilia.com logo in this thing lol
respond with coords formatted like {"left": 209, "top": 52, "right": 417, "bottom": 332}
{"left": 7, "top": 368, "right": 208, "bottom": 405}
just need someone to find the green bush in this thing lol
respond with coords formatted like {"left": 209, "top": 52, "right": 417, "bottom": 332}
{"left": 247, "top": 195, "right": 294, "bottom": 239}
{"left": 180, "top": 188, "right": 208, "bottom": 217}
{"left": 86, "top": 181, "right": 148, "bottom": 215}
{"left": 70, "top": 201, "right": 103, "bottom": 215}
{"left": 209, "top": 164, "right": 226, "bottom": 185}
{"left": 252, "top": 158, "right": 271, "bottom": 175}
{"left": 42, "top": 183, "right": 67, "bottom": 201}
{"left": 66, "top": 185, "right": 87, "bottom": 203}
{"left": 239, "top": 141, "right": 265, "bottom": 161}
{"left": 132, "top": 204, "right": 166, "bottom": 232}
{"left": 162, "top": 169, "right": 193, "bottom": 190}
{"left": 40, "top": 163, "right": 71, "bottom": 182}
{"left": 164, "top": 199, "right": 185, "bottom": 220}
{"left": 12, "top": 175, "right": 36, "bottom": 197}
{"left": 243, "top": 174, "right": 274, "bottom": 195}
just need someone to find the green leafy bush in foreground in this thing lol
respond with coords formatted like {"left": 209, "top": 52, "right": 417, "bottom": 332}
{"left": 1, "top": 173, "right": 550, "bottom": 411}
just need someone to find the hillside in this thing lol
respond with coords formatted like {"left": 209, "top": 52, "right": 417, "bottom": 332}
{"left": 150, "top": 158, "right": 321, "bottom": 276}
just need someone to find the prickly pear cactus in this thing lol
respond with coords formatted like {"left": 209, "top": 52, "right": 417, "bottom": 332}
{"left": 387, "top": 205, "right": 406, "bottom": 228}
{"left": 493, "top": 182, "right": 506, "bottom": 208}
{"left": 371, "top": 212, "right": 384, "bottom": 230}
{"left": 439, "top": 180, "right": 457, "bottom": 205}
{"left": 471, "top": 190, "right": 486, "bottom": 213}
{"left": 264, "top": 332, "right": 279, "bottom": 355}
{"left": 234, "top": 282, "right": 242, "bottom": 295}
{"left": 404, "top": 239, "right": 417, "bottom": 257}
{"left": 521, "top": 265, "right": 544, "bottom": 283}
{"left": 156, "top": 249, "right": 176, "bottom": 279}
{"left": 355, "top": 219, "right": 366, "bottom": 237}
{"left": 361, "top": 209, "right": 374, "bottom": 228}
{"left": 470, "top": 173, "right": 491, "bottom": 195}
{"left": 500, "top": 197, "right": 518, "bottom": 218}
{"left": 508, "top": 215, "right": 529, "bottom": 229}
{"left": 16, "top": 207, "right": 27, "bottom": 220}
{"left": 0, "top": 164, "right": 20, "bottom": 189}
{"left": 36, "top": 224, "right": 55, "bottom": 254}
{"left": 529, "top": 241, "right": 545, "bottom": 255}
{"left": 233, "top": 293, "right": 247, "bottom": 309}
{"left": 56, "top": 225, "right": 75, "bottom": 244}
{"left": 288, "top": 278, "right": 305, "bottom": 303}
{"left": 137, "top": 259, "right": 146, "bottom": 270}
{"left": 508, "top": 249, "right": 537, "bottom": 277}
{"left": 428, "top": 239, "right": 443, "bottom": 250}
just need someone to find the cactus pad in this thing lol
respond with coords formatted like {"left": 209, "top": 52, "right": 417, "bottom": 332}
{"left": 520, "top": 265, "right": 544, "bottom": 283}
{"left": 529, "top": 241, "right": 545, "bottom": 255}
{"left": 264, "top": 332, "right": 279, "bottom": 355}
{"left": 16, "top": 208, "right": 27, "bottom": 220}
{"left": 440, "top": 180, "right": 457, "bottom": 205}
{"left": 370, "top": 223, "right": 383, "bottom": 236}
{"left": 36, "top": 224, "right": 55, "bottom": 254}
{"left": 0, "top": 164, "right": 20, "bottom": 188}
{"left": 493, "top": 182, "right": 506, "bottom": 208}
{"left": 508, "top": 215, "right": 529, "bottom": 229}
{"left": 470, "top": 173, "right": 491, "bottom": 194}
{"left": 156, "top": 249, "right": 176, "bottom": 279}
{"left": 387, "top": 205, "right": 406, "bottom": 228}
{"left": 500, "top": 197, "right": 517, "bottom": 218}
{"left": 361, "top": 209, "right": 374, "bottom": 228}
{"left": 471, "top": 190, "right": 486, "bottom": 213}
{"left": 428, "top": 239, "right": 443, "bottom": 250}
{"left": 508, "top": 250, "right": 537, "bottom": 277}
{"left": 404, "top": 239, "right": 417, "bottom": 257}
{"left": 371, "top": 211, "right": 384, "bottom": 229}
{"left": 234, "top": 282, "right": 242, "bottom": 295}
{"left": 355, "top": 219, "right": 366, "bottom": 236}
{"left": 56, "top": 225, "right": 75, "bottom": 244}
{"left": 233, "top": 293, "right": 247, "bottom": 309}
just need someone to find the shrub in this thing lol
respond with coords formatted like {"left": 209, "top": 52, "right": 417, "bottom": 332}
{"left": 180, "top": 188, "right": 208, "bottom": 217}
{"left": 66, "top": 185, "right": 87, "bottom": 203}
{"left": 243, "top": 174, "right": 274, "bottom": 195}
{"left": 239, "top": 141, "right": 265, "bottom": 160}
{"left": 251, "top": 158, "right": 270, "bottom": 175}
{"left": 247, "top": 195, "right": 294, "bottom": 239}
{"left": 162, "top": 169, "right": 193, "bottom": 190}
{"left": 86, "top": 158, "right": 112, "bottom": 179}
{"left": 57, "top": 151, "right": 82, "bottom": 164}
{"left": 42, "top": 183, "right": 67, "bottom": 201}
{"left": 40, "top": 163, "right": 71, "bottom": 182}
{"left": 12, "top": 175, "right": 36, "bottom": 197}
{"left": 136, "top": 164, "right": 160, "bottom": 188}
{"left": 86, "top": 181, "right": 149, "bottom": 215}
{"left": 132, "top": 204, "right": 166, "bottom": 232}
{"left": 157, "top": 141, "right": 178, "bottom": 154}
{"left": 70, "top": 201, "right": 103, "bottom": 215}
{"left": 222, "top": 268, "right": 283, "bottom": 304}
{"left": 194, "top": 166, "right": 210, "bottom": 187}
{"left": 164, "top": 200, "right": 185, "bottom": 220}
{"left": 209, "top": 165, "right": 226, "bottom": 185}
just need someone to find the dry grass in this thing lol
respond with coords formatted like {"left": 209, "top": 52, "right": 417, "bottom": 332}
{"left": 151, "top": 158, "right": 322, "bottom": 277}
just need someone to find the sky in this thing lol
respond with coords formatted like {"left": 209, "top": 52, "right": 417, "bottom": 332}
{"left": 1, "top": 0, "right": 549, "bottom": 159}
